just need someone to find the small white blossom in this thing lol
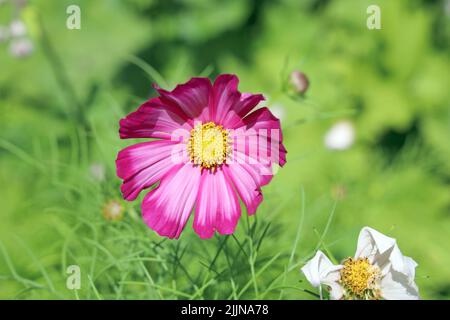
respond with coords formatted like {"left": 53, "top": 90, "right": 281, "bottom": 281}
{"left": 324, "top": 120, "right": 355, "bottom": 150}
{"left": 9, "top": 19, "right": 27, "bottom": 38}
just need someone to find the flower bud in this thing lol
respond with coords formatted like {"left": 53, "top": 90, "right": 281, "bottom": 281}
{"left": 331, "top": 184, "right": 347, "bottom": 201}
{"left": 9, "top": 38, "right": 33, "bottom": 58}
{"left": 289, "top": 70, "right": 309, "bottom": 95}
{"left": 15, "top": 0, "right": 28, "bottom": 8}
{"left": 102, "top": 200, "right": 124, "bottom": 221}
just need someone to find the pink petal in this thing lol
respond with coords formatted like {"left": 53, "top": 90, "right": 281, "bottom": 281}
{"left": 235, "top": 107, "right": 287, "bottom": 166}
{"left": 194, "top": 168, "right": 241, "bottom": 238}
{"left": 116, "top": 140, "right": 184, "bottom": 201}
{"left": 142, "top": 163, "right": 201, "bottom": 239}
{"left": 210, "top": 74, "right": 242, "bottom": 126}
{"left": 231, "top": 150, "right": 273, "bottom": 186}
{"left": 223, "top": 163, "right": 264, "bottom": 215}
{"left": 224, "top": 92, "right": 265, "bottom": 128}
{"left": 154, "top": 78, "right": 212, "bottom": 122}
{"left": 119, "top": 97, "right": 191, "bottom": 140}
{"left": 236, "top": 93, "right": 266, "bottom": 117}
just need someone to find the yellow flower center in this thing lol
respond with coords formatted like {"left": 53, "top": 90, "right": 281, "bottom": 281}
{"left": 340, "top": 257, "right": 381, "bottom": 300}
{"left": 187, "top": 122, "right": 231, "bottom": 170}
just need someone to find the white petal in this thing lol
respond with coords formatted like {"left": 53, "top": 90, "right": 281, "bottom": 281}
{"left": 386, "top": 244, "right": 419, "bottom": 276}
{"left": 355, "top": 227, "right": 419, "bottom": 281}
{"left": 402, "top": 256, "right": 418, "bottom": 279}
{"left": 355, "top": 227, "right": 397, "bottom": 260}
{"left": 301, "top": 251, "right": 332, "bottom": 287}
{"left": 301, "top": 250, "right": 342, "bottom": 288}
{"left": 381, "top": 267, "right": 420, "bottom": 300}
{"left": 321, "top": 269, "right": 344, "bottom": 300}
{"left": 327, "top": 280, "right": 344, "bottom": 300}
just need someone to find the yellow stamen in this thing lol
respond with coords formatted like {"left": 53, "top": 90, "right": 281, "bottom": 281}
{"left": 340, "top": 257, "right": 381, "bottom": 300}
{"left": 187, "top": 122, "right": 231, "bottom": 170}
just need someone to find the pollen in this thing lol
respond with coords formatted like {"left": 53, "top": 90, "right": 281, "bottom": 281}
{"left": 340, "top": 257, "right": 381, "bottom": 300}
{"left": 187, "top": 122, "right": 231, "bottom": 170}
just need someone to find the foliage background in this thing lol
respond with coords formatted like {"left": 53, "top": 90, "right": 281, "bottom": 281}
{"left": 0, "top": 0, "right": 449, "bottom": 299}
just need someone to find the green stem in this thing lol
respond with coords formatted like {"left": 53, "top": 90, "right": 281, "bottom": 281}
{"left": 37, "top": 14, "right": 91, "bottom": 136}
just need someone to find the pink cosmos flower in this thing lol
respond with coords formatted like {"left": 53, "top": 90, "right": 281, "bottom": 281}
{"left": 116, "top": 74, "right": 287, "bottom": 239}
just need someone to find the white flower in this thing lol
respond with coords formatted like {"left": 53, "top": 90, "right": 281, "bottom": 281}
{"left": 9, "top": 19, "right": 27, "bottom": 38}
{"left": 324, "top": 120, "right": 355, "bottom": 150}
{"left": 301, "top": 226, "right": 419, "bottom": 300}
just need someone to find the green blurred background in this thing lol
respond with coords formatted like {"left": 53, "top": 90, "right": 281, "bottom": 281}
{"left": 0, "top": 0, "right": 449, "bottom": 299}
